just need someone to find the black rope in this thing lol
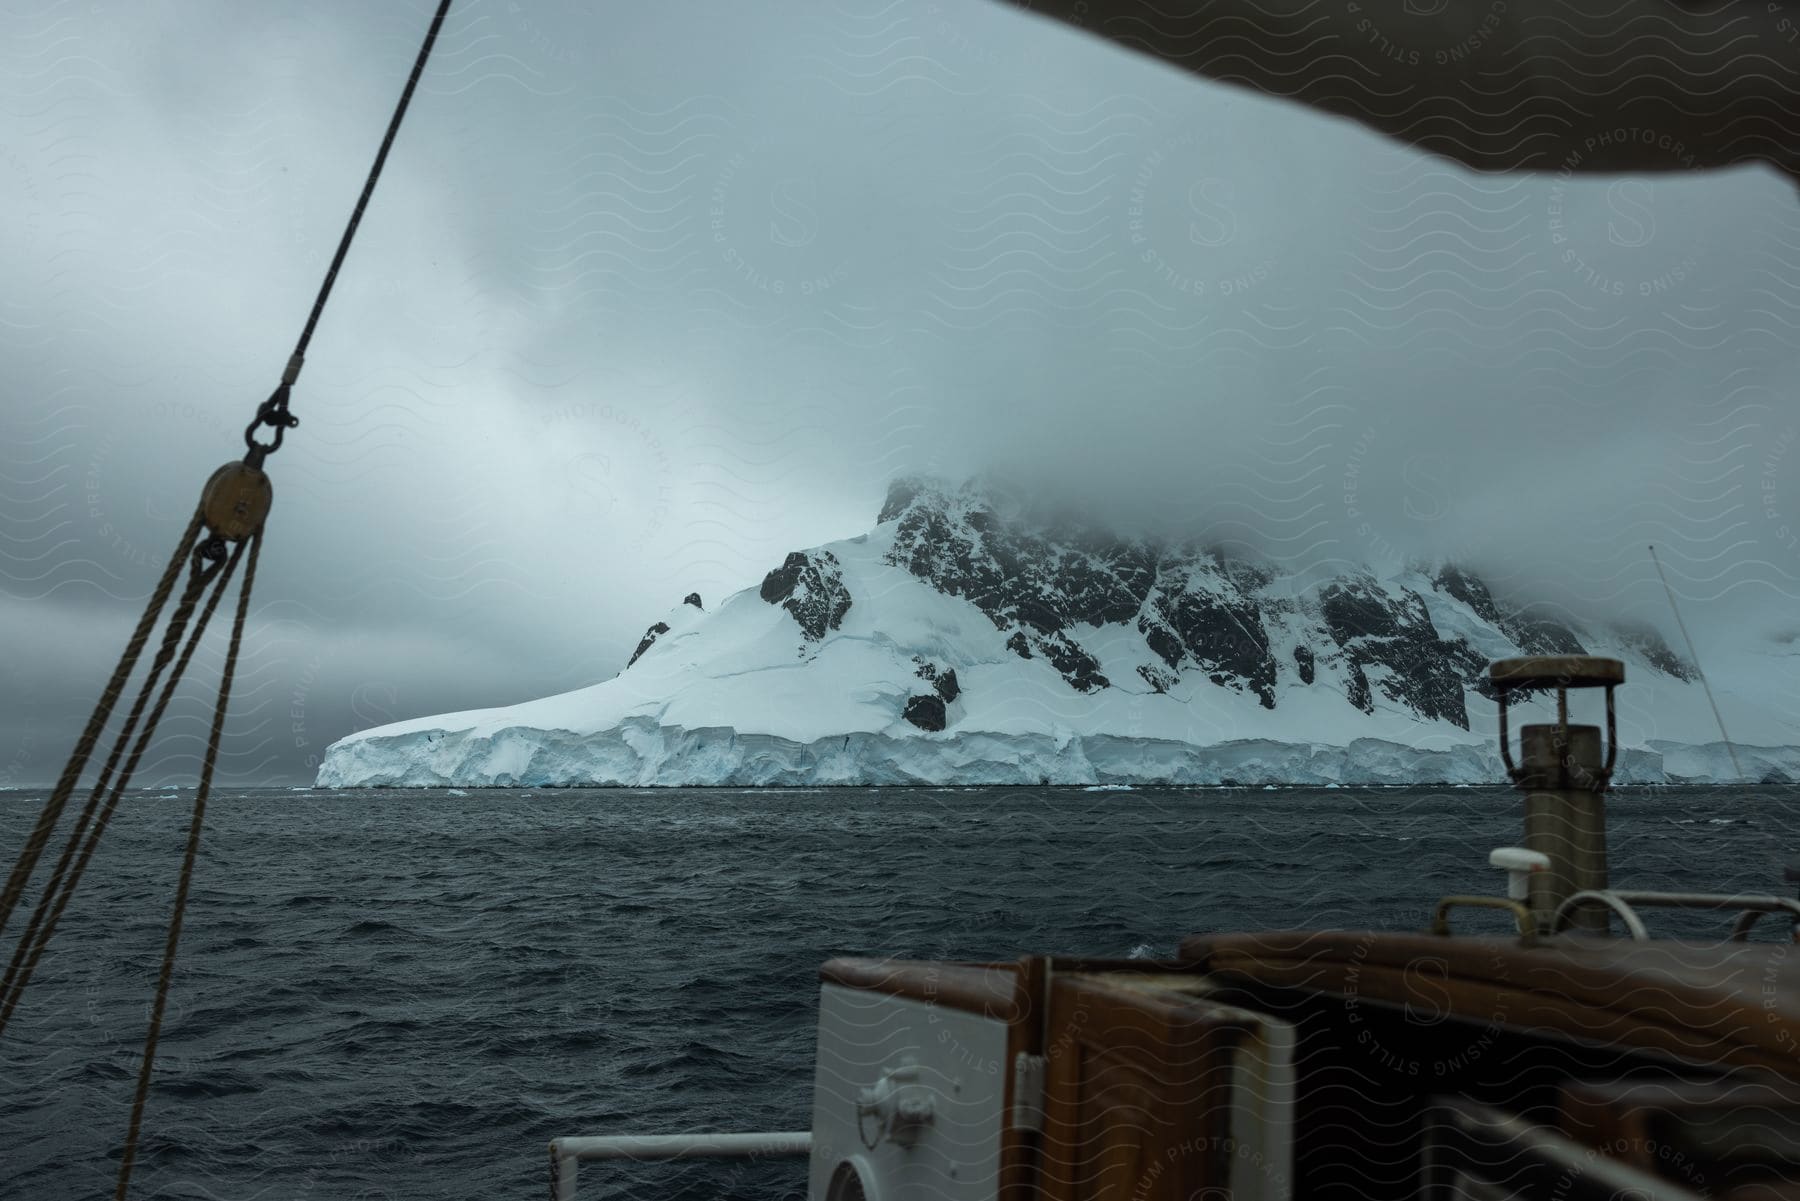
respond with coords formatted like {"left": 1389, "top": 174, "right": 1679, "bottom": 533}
{"left": 0, "top": 511, "right": 202, "bottom": 944}
{"left": 1, "top": 5, "right": 454, "bottom": 1186}
{"left": 0, "top": 12, "right": 450, "bottom": 1192}
{"left": 0, "top": 532, "right": 217, "bottom": 1028}
{"left": 245, "top": 0, "right": 456, "bottom": 465}
{"left": 0, "top": 534, "right": 242, "bottom": 1041}
{"left": 115, "top": 530, "right": 261, "bottom": 1201}
{"left": 0, "top": 525, "right": 225, "bottom": 1007}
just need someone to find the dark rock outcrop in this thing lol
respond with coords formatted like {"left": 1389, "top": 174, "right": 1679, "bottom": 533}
{"left": 760, "top": 550, "right": 852, "bottom": 641}
{"left": 1613, "top": 622, "right": 1695, "bottom": 681}
{"left": 1433, "top": 566, "right": 1584, "bottom": 657}
{"left": 1142, "top": 559, "right": 1278, "bottom": 708}
{"left": 914, "top": 659, "right": 961, "bottom": 703}
{"left": 1346, "top": 660, "right": 1372, "bottom": 713}
{"left": 1138, "top": 663, "right": 1177, "bottom": 693}
{"left": 883, "top": 483, "right": 1145, "bottom": 691}
{"left": 879, "top": 476, "right": 927, "bottom": 524}
{"left": 726, "top": 478, "right": 1702, "bottom": 730}
{"left": 1507, "top": 615, "right": 1585, "bottom": 657}
{"left": 626, "top": 622, "right": 670, "bottom": 669}
{"left": 1015, "top": 628, "right": 1109, "bottom": 692}
{"left": 1432, "top": 564, "right": 1502, "bottom": 625}
{"left": 1320, "top": 577, "right": 1482, "bottom": 728}
{"left": 683, "top": 592, "right": 703, "bottom": 609}
{"left": 935, "top": 669, "right": 960, "bottom": 703}
{"left": 887, "top": 497, "right": 1157, "bottom": 631}
{"left": 903, "top": 693, "right": 947, "bottom": 731}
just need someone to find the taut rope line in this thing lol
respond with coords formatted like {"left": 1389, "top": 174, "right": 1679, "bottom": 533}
{"left": 1648, "top": 544, "right": 1743, "bottom": 783}
{"left": 245, "top": 0, "right": 457, "bottom": 468}
{"left": 0, "top": 520, "right": 244, "bottom": 1038}
{"left": 0, "top": 2, "right": 456, "bottom": 1194}
{"left": 0, "top": 510, "right": 200, "bottom": 943}
{"left": 115, "top": 530, "right": 262, "bottom": 1201}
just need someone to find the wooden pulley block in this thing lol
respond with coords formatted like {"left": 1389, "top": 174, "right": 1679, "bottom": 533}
{"left": 200, "top": 462, "right": 273, "bottom": 540}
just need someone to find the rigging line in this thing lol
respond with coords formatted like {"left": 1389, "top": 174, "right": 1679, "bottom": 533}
{"left": 115, "top": 530, "right": 260, "bottom": 1201}
{"left": 0, "top": 522, "right": 225, "bottom": 1006}
{"left": 0, "top": 552, "right": 218, "bottom": 1025}
{"left": 1648, "top": 544, "right": 1743, "bottom": 783}
{"left": 245, "top": 0, "right": 455, "bottom": 464}
{"left": 0, "top": 510, "right": 202, "bottom": 944}
{"left": 287, "top": 0, "right": 454, "bottom": 377}
{"left": 0, "top": 540, "right": 245, "bottom": 1041}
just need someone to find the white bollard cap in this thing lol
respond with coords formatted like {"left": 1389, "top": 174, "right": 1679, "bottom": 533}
{"left": 1489, "top": 847, "right": 1551, "bottom": 873}
{"left": 1490, "top": 847, "right": 1551, "bottom": 900}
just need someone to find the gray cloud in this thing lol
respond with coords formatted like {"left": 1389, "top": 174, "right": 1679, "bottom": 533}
{"left": 2, "top": 0, "right": 1797, "bottom": 785}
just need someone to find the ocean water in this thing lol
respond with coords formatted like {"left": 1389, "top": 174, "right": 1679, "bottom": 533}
{"left": 1, "top": 784, "right": 1795, "bottom": 1200}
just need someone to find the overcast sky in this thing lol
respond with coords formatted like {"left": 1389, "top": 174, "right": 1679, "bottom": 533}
{"left": 3, "top": 0, "right": 1798, "bottom": 786}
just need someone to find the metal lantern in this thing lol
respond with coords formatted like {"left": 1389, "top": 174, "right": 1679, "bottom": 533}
{"left": 1489, "top": 655, "right": 1624, "bottom": 934}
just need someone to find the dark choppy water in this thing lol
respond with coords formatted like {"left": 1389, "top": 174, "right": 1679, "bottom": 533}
{"left": 2, "top": 785, "right": 1795, "bottom": 1199}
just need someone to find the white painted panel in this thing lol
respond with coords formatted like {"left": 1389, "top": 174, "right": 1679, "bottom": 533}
{"left": 808, "top": 984, "right": 1010, "bottom": 1201}
{"left": 1223, "top": 1004, "right": 1296, "bottom": 1201}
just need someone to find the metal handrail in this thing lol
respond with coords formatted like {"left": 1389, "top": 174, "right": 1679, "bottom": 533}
{"left": 1550, "top": 890, "right": 1651, "bottom": 940}
{"left": 1431, "top": 895, "right": 1536, "bottom": 937}
{"left": 1550, "top": 890, "right": 1800, "bottom": 942}
{"left": 547, "top": 1131, "right": 811, "bottom": 1201}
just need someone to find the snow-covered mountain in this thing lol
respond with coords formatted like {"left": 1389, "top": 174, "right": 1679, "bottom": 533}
{"left": 317, "top": 477, "right": 1800, "bottom": 787}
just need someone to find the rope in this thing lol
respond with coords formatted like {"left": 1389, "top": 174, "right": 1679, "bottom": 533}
{"left": 0, "top": 537, "right": 242, "bottom": 1040}
{"left": 0, "top": 519, "right": 223, "bottom": 1014}
{"left": 0, "top": 5, "right": 450, "bottom": 1191}
{"left": 246, "top": 0, "right": 456, "bottom": 463}
{"left": 3, "top": 0, "right": 458, "bottom": 1015}
{"left": 0, "top": 511, "right": 202, "bottom": 942}
{"left": 115, "top": 530, "right": 260, "bottom": 1201}
{"left": 1648, "top": 544, "right": 1743, "bottom": 782}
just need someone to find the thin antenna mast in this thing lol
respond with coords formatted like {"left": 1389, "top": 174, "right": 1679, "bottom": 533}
{"left": 1648, "top": 544, "right": 1743, "bottom": 782}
